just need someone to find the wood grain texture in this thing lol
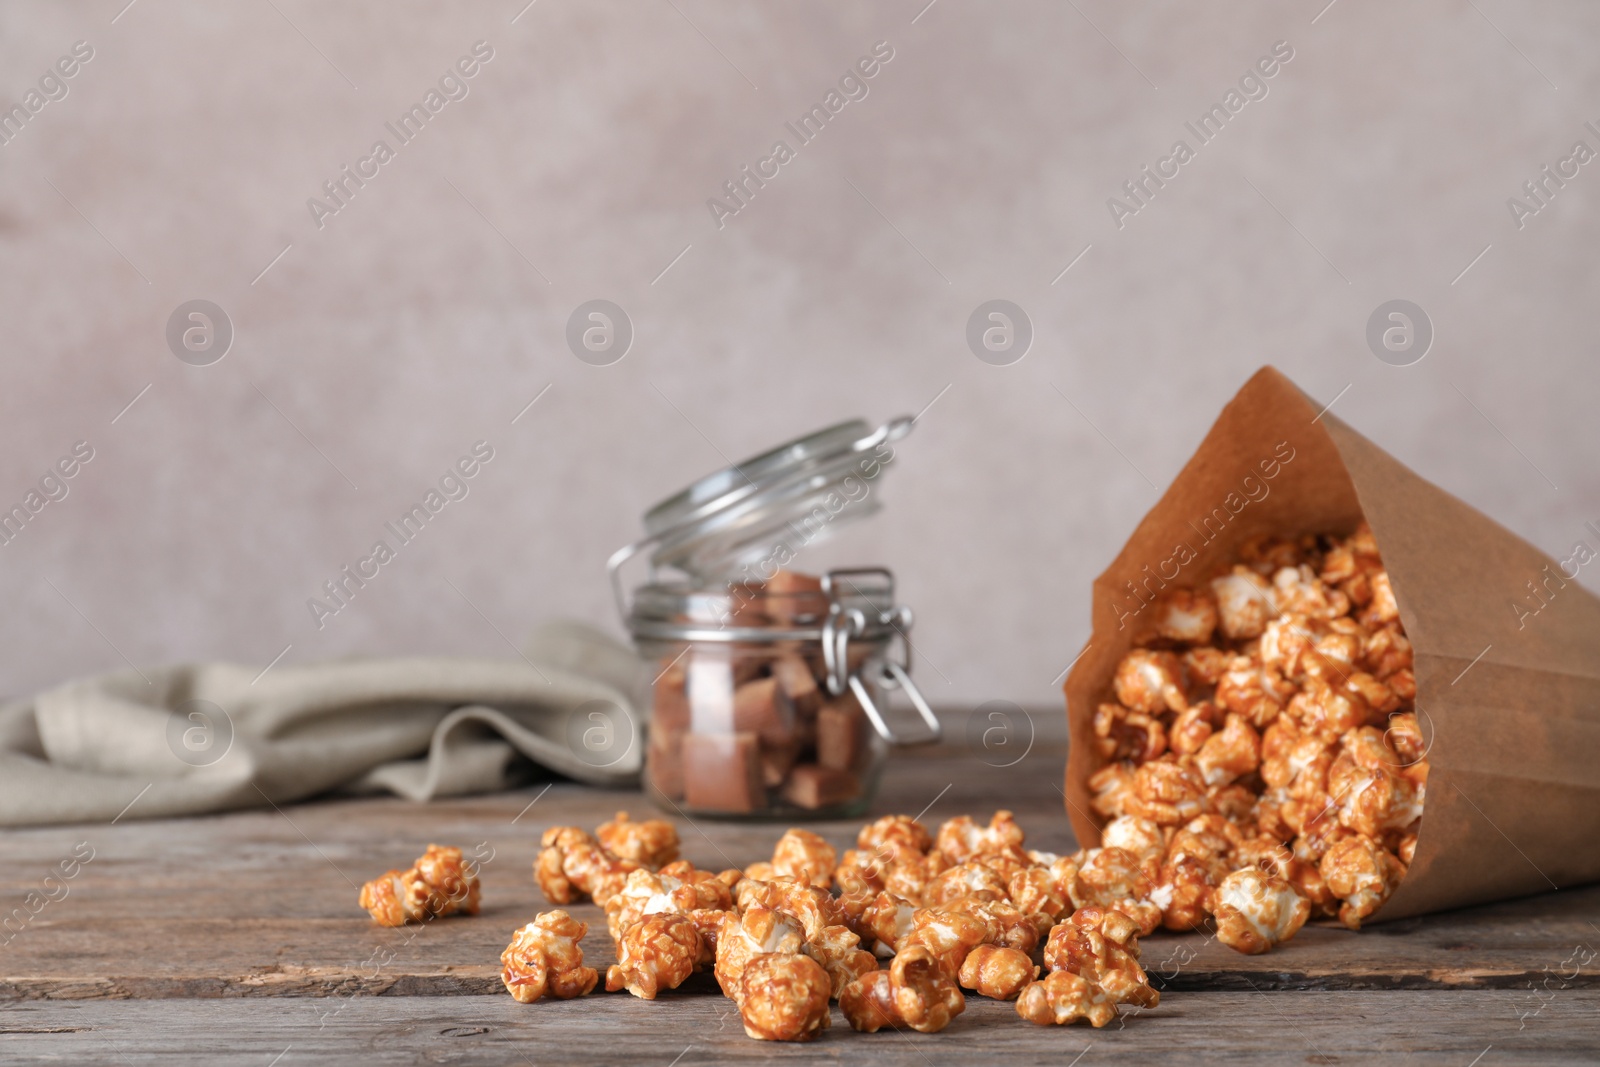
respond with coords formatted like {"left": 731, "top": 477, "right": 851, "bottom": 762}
{"left": 1, "top": 992, "right": 1596, "bottom": 1066}
{"left": 1, "top": 739, "right": 1596, "bottom": 1007}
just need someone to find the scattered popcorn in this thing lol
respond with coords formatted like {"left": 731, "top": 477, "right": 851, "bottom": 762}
{"left": 738, "top": 952, "right": 832, "bottom": 1041}
{"left": 536, "top": 826, "right": 636, "bottom": 907}
{"left": 501, "top": 910, "right": 598, "bottom": 1002}
{"left": 597, "top": 811, "right": 681, "bottom": 869}
{"left": 958, "top": 943, "right": 1038, "bottom": 1000}
{"left": 840, "top": 944, "right": 965, "bottom": 1034}
{"left": 1015, "top": 970, "right": 1118, "bottom": 1028}
{"left": 1043, "top": 906, "right": 1159, "bottom": 1009}
{"left": 769, "top": 828, "right": 837, "bottom": 889}
{"left": 716, "top": 907, "right": 804, "bottom": 1000}
{"left": 359, "top": 844, "right": 480, "bottom": 927}
{"left": 1212, "top": 868, "right": 1310, "bottom": 954}
{"left": 605, "top": 913, "right": 702, "bottom": 999}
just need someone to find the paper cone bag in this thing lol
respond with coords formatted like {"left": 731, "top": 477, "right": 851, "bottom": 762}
{"left": 1064, "top": 366, "right": 1600, "bottom": 920}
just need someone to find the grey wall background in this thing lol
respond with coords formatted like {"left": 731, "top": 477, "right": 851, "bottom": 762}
{"left": 1, "top": 0, "right": 1596, "bottom": 714}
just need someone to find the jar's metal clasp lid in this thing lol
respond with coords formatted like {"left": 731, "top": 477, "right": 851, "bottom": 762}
{"left": 606, "top": 414, "right": 914, "bottom": 624}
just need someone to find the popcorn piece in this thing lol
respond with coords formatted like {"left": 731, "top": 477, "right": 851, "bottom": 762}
{"left": 882, "top": 849, "right": 949, "bottom": 906}
{"left": 1193, "top": 713, "right": 1262, "bottom": 788}
{"left": 802, "top": 923, "right": 878, "bottom": 998}
{"left": 1008, "top": 865, "right": 1072, "bottom": 929}
{"left": 1088, "top": 762, "right": 1137, "bottom": 820}
{"left": 604, "top": 861, "right": 735, "bottom": 942}
{"left": 925, "top": 861, "right": 1009, "bottom": 907}
{"left": 716, "top": 907, "right": 805, "bottom": 999}
{"left": 501, "top": 910, "right": 598, "bottom": 1003}
{"left": 596, "top": 811, "right": 680, "bottom": 869}
{"left": 1124, "top": 759, "right": 1210, "bottom": 827}
{"left": 840, "top": 945, "right": 965, "bottom": 1034}
{"left": 958, "top": 943, "right": 1038, "bottom": 1000}
{"left": 1169, "top": 702, "right": 1217, "bottom": 756}
{"left": 936, "top": 810, "right": 1025, "bottom": 863}
{"left": 1043, "top": 906, "right": 1158, "bottom": 1009}
{"left": 1150, "top": 856, "right": 1216, "bottom": 931}
{"left": 940, "top": 896, "right": 1041, "bottom": 956}
{"left": 1211, "top": 566, "right": 1277, "bottom": 640}
{"left": 899, "top": 905, "right": 993, "bottom": 978}
{"left": 605, "top": 914, "right": 702, "bottom": 999}
{"left": 536, "top": 827, "right": 636, "bottom": 907}
{"left": 1271, "top": 564, "right": 1351, "bottom": 620}
{"left": 1212, "top": 868, "right": 1311, "bottom": 955}
{"left": 1289, "top": 677, "right": 1372, "bottom": 744}
{"left": 360, "top": 844, "right": 481, "bottom": 926}
{"left": 1320, "top": 833, "right": 1406, "bottom": 929}
{"left": 1094, "top": 701, "right": 1168, "bottom": 763}
{"left": 1215, "top": 656, "right": 1295, "bottom": 728}
{"left": 1015, "top": 970, "right": 1118, "bottom": 1028}
{"left": 735, "top": 878, "right": 840, "bottom": 940}
{"left": 770, "top": 828, "right": 837, "bottom": 889}
{"left": 1364, "top": 570, "right": 1400, "bottom": 626}
{"left": 1114, "top": 650, "right": 1189, "bottom": 715}
{"left": 1183, "top": 646, "right": 1232, "bottom": 687}
{"left": 845, "top": 890, "right": 915, "bottom": 954}
{"left": 1070, "top": 847, "right": 1160, "bottom": 937}
{"left": 1147, "top": 587, "right": 1218, "bottom": 646}
{"left": 858, "top": 814, "right": 933, "bottom": 862}
{"left": 738, "top": 953, "right": 833, "bottom": 1042}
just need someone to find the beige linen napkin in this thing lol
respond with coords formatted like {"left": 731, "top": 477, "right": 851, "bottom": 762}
{"left": 0, "top": 622, "right": 648, "bottom": 826}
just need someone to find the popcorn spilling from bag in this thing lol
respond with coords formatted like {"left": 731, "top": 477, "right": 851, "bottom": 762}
{"left": 1088, "top": 523, "right": 1425, "bottom": 941}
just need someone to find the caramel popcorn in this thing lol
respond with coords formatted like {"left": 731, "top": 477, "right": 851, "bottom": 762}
{"left": 1042, "top": 906, "right": 1159, "bottom": 1009}
{"left": 536, "top": 826, "right": 636, "bottom": 907}
{"left": 1114, "top": 649, "right": 1190, "bottom": 715}
{"left": 1068, "top": 847, "right": 1161, "bottom": 936}
{"left": 802, "top": 923, "right": 877, "bottom": 998}
{"left": 936, "top": 810, "right": 1024, "bottom": 863}
{"left": 958, "top": 943, "right": 1038, "bottom": 1000}
{"left": 1015, "top": 970, "right": 1118, "bottom": 1028}
{"left": 359, "top": 843, "right": 480, "bottom": 927}
{"left": 605, "top": 861, "right": 735, "bottom": 942}
{"left": 715, "top": 907, "right": 806, "bottom": 1000}
{"left": 1089, "top": 523, "right": 1425, "bottom": 949}
{"left": 1320, "top": 832, "right": 1406, "bottom": 929}
{"left": 734, "top": 878, "right": 840, "bottom": 940}
{"left": 738, "top": 953, "right": 833, "bottom": 1041}
{"left": 840, "top": 944, "right": 965, "bottom": 1034}
{"left": 500, "top": 910, "right": 598, "bottom": 1003}
{"left": 1212, "top": 868, "right": 1310, "bottom": 954}
{"left": 597, "top": 811, "right": 681, "bottom": 869}
{"left": 898, "top": 905, "right": 993, "bottom": 978}
{"left": 769, "top": 828, "right": 837, "bottom": 889}
{"left": 606, "top": 913, "right": 702, "bottom": 999}
{"left": 858, "top": 813, "right": 933, "bottom": 862}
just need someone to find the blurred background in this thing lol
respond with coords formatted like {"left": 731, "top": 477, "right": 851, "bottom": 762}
{"left": 1, "top": 0, "right": 1596, "bottom": 713}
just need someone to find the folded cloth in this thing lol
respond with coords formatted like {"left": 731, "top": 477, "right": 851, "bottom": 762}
{"left": 0, "top": 622, "right": 650, "bottom": 827}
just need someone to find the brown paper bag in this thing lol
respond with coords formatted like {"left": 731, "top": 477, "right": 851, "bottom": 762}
{"left": 1063, "top": 366, "right": 1600, "bottom": 920}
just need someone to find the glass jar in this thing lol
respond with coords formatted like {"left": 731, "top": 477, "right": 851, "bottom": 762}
{"left": 608, "top": 418, "right": 939, "bottom": 819}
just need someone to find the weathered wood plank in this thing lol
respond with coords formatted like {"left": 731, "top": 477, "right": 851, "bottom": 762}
{"left": 2, "top": 738, "right": 1596, "bottom": 1001}
{"left": 1, "top": 991, "right": 1595, "bottom": 1065}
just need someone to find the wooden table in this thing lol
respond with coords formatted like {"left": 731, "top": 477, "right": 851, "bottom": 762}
{"left": 3, "top": 727, "right": 1597, "bottom": 1064}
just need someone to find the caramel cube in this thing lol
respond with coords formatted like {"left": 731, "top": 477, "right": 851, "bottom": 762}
{"left": 818, "top": 695, "right": 866, "bottom": 772}
{"left": 683, "top": 732, "right": 764, "bottom": 813}
{"left": 782, "top": 764, "right": 860, "bottom": 809}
